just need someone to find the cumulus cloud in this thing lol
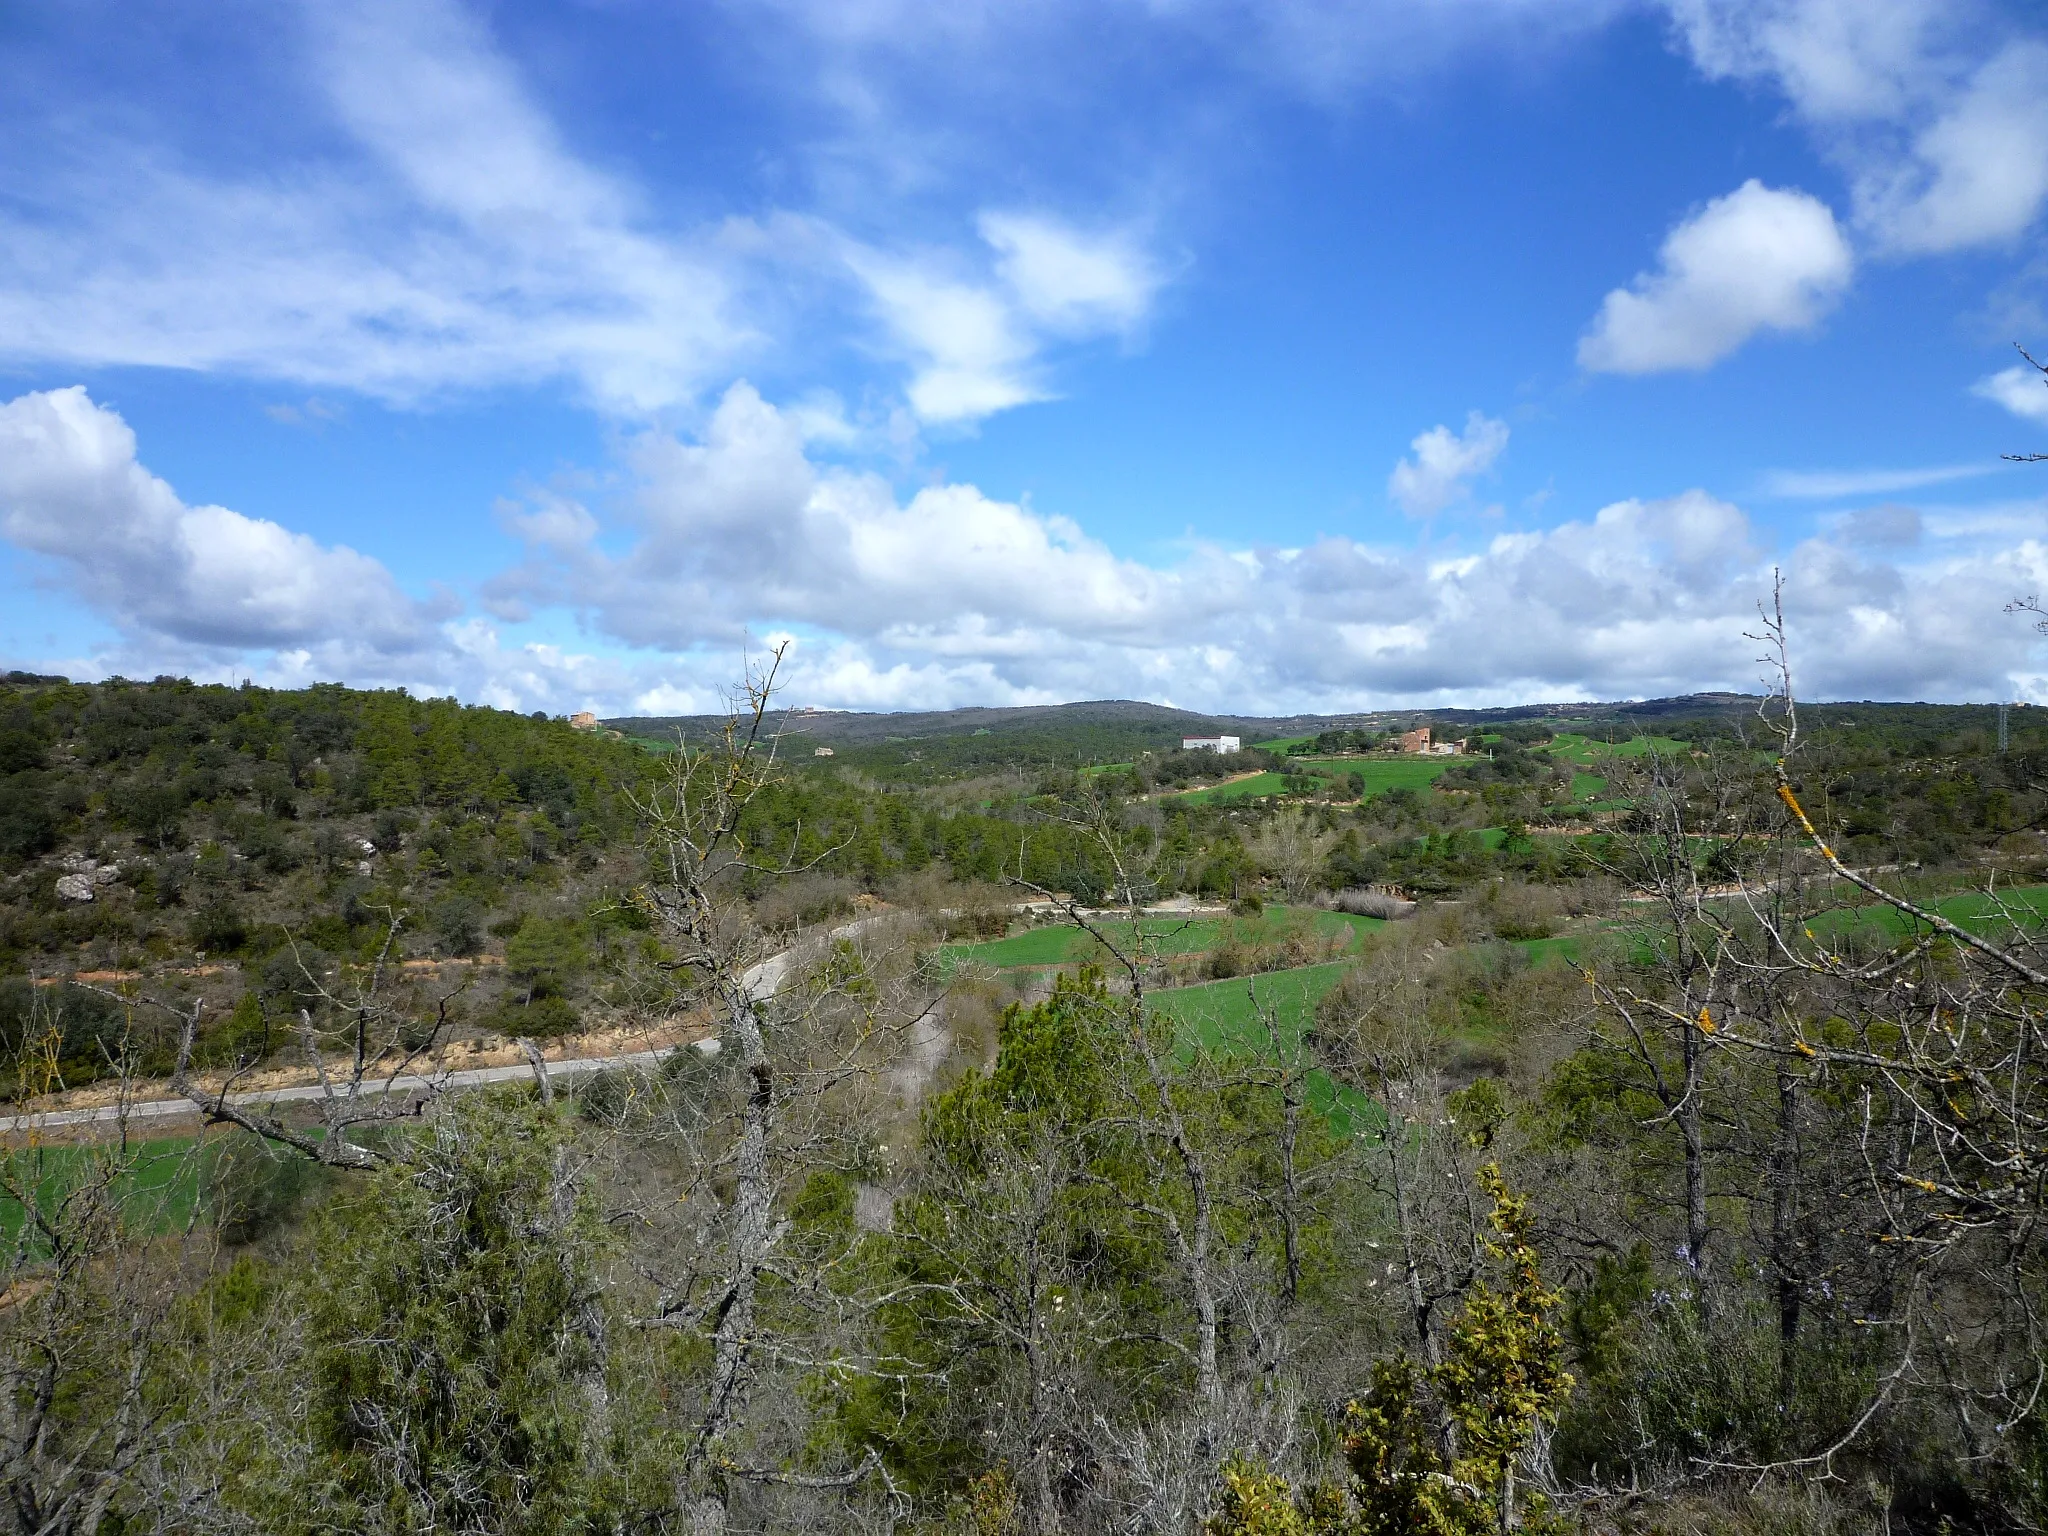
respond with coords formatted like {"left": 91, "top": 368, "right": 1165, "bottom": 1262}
{"left": 482, "top": 381, "right": 2048, "bottom": 711}
{"left": 0, "top": 386, "right": 671, "bottom": 717}
{"left": 1665, "top": 1, "right": 2048, "bottom": 254}
{"left": 6, "top": 379, "right": 2042, "bottom": 714}
{"left": 1974, "top": 361, "right": 2048, "bottom": 425}
{"left": 0, "top": 387, "right": 435, "bottom": 655}
{"left": 1579, "top": 180, "right": 1852, "bottom": 374}
{"left": 1387, "top": 413, "right": 1510, "bottom": 517}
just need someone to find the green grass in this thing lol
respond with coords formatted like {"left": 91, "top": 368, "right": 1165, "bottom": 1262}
{"left": 1511, "top": 934, "right": 1594, "bottom": 967}
{"left": 1571, "top": 772, "right": 1607, "bottom": 800}
{"left": 1164, "top": 771, "right": 1294, "bottom": 805}
{"left": 941, "top": 907, "right": 1385, "bottom": 972}
{"left": 1606, "top": 735, "right": 1691, "bottom": 758}
{"left": 1297, "top": 756, "right": 1458, "bottom": 798}
{"left": 1148, "top": 962, "right": 1380, "bottom": 1133}
{"left": 1806, "top": 882, "right": 2048, "bottom": 945}
{"left": 1255, "top": 735, "right": 1315, "bottom": 752}
{"left": 0, "top": 1137, "right": 218, "bottom": 1247}
{"left": 1548, "top": 733, "right": 1689, "bottom": 766}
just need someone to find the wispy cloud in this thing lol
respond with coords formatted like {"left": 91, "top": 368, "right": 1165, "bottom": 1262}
{"left": 0, "top": 0, "right": 1162, "bottom": 428}
{"left": 1975, "top": 361, "right": 2048, "bottom": 425}
{"left": 1761, "top": 461, "right": 1999, "bottom": 498}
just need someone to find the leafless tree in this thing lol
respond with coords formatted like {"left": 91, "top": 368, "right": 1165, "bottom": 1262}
{"left": 621, "top": 646, "right": 928, "bottom": 1534}
{"left": 2001, "top": 343, "right": 2047, "bottom": 465}
{"left": 1247, "top": 806, "right": 1337, "bottom": 907}
{"left": 0, "top": 1022, "right": 197, "bottom": 1535}
{"left": 80, "top": 913, "right": 471, "bottom": 1171}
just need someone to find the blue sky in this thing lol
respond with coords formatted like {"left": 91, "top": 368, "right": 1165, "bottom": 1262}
{"left": 3, "top": 0, "right": 2048, "bottom": 715}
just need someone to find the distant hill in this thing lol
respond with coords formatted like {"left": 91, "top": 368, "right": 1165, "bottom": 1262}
{"left": 603, "top": 692, "right": 1773, "bottom": 747}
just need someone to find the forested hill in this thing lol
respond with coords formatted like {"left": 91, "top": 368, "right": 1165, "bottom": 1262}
{"left": 0, "top": 673, "right": 656, "bottom": 1091}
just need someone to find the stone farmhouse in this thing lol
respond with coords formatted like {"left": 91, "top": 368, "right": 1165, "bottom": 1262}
{"left": 1397, "top": 726, "right": 1462, "bottom": 756}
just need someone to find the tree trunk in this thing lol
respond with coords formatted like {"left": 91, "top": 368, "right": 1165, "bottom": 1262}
{"left": 1771, "top": 1064, "right": 1802, "bottom": 1409}
{"left": 1680, "top": 1016, "right": 1709, "bottom": 1284}
{"left": 685, "top": 987, "right": 777, "bottom": 1525}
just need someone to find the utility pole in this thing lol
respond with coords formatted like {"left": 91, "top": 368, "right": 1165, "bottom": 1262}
{"left": 1999, "top": 701, "right": 2010, "bottom": 754}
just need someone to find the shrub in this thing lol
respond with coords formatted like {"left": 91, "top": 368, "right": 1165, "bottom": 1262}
{"left": 504, "top": 917, "right": 588, "bottom": 1001}
{"left": 431, "top": 895, "right": 485, "bottom": 958}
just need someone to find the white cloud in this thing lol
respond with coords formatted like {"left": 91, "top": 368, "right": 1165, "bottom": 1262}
{"left": 1387, "top": 413, "right": 1510, "bottom": 517}
{"left": 0, "top": 386, "right": 670, "bottom": 716}
{"left": 847, "top": 253, "right": 1048, "bottom": 422}
{"left": 8, "top": 379, "right": 2043, "bottom": 714}
{"left": 978, "top": 212, "right": 1161, "bottom": 333}
{"left": 1860, "top": 41, "right": 2048, "bottom": 254}
{"left": 1976, "top": 362, "right": 2048, "bottom": 425}
{"left": 0, "top": 0, "right": 745, "bottom": 414}
{"left": 1664, "top": 0, "right": 1952, "bottom": 122}
{"left": 1664, "top": 2, "right": 2048, "bottom": 254}
{"left": 478, "top": 381, "right": 2048, "bottom": 711}
{"left": 0, "top": 0, "right": 1170, "bottom": 428}
{"left": 0, "top": 387, "right": 434, "bottom": 655}
{"left": 1579, "top": 180, "right": 1852, "bottom": 374}
{"left": 1762, "top": 461, "right": 1997, "bottom": 498}
{"left": 843, "top": 212, "right": 1166, "bottom": 423}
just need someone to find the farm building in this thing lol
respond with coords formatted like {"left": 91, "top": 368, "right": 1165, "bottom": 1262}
{"left": 1181, "top": 735, "right": 1241, "bottom": 753}
{"left": 1397, "top": 727, "right": 1462, "bottom": 755}
{"left": 569, "top": 711, "right": 599, "bottom": 731}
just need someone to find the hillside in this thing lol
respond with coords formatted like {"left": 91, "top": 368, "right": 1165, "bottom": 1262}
{"left": 6, "top": 673, "right": 2043, "bottom": 1105}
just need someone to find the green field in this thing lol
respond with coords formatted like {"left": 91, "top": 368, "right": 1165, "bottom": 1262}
{"left": 1549, "top": 733, "right": 1690, "bottom": 765}
{"left": 1148, "top": 962, "right": 1379, "bottom": 1132}
{"left": 1163, "top": 770, "right": 1294, "bottom": 804}
{"left": 1807, "top": 883, "right": 2048, "bottom": 945}
{"left": 941, "top": 906, "right": 1385, "bottom": 972}
{"left": 0, "top": 1137, "right": 218, "bottom": 1247}
{"left": 1298, "top": 756, "right": 1458, "bottom": 797}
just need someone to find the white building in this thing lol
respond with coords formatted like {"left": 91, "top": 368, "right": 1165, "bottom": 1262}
{"left": 1181, "top": 735, "right": 1241, "bottom": 754}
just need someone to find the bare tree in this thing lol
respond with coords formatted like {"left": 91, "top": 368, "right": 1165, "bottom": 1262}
{"left": 0, "top": 1023, "right": 196, "bottom": 1535}
{"left": 624, "top": 647, "right": 922, "bottom": 1534}
{"left": 83, "top": 913, "right": 471, "bottom": 1171}
{"left": 2001, "top": 342, "right": 2047, "bottom": 465}
{"left": 1247, "top": 806, "right": 1337, "bottom": 907}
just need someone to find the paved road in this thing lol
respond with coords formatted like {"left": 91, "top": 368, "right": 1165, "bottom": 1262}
{"left": 1, "top": 898, "right": 1136, "bottom": 1138}
{"left": 0, "top": 1048, "right": 678, "bottom": 1134}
